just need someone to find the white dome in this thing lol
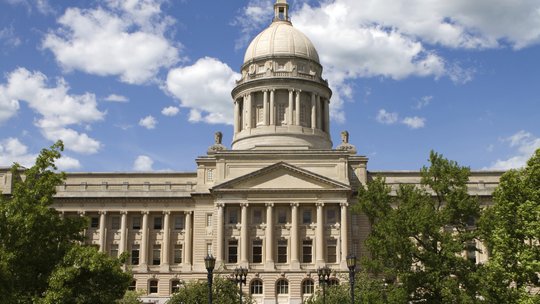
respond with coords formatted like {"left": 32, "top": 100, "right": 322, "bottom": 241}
{"left": 243, "top": 21, "right": 320, "bottom": 64}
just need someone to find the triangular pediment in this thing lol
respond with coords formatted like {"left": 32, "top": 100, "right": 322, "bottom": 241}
{"left": 212, "top": 162, "right": 350, "bottom": 192}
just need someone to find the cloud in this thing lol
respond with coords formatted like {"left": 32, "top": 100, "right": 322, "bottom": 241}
{"left": 4, "top": 0, "right": 55, "bottom": 15}
{"left": 43, "top": 0, "right": 179, "bottom": 84}
{"left": 104, "top": 94, "right": 128, "bottom": 103}
{"left": 376, "top": 109, "right": 399, "bottom": 124}
{"left": 231, "top": 0, "right": 273, "bottom": 50}
{"left": 487, "top": 130, "right": 540, "bottom": 170}
{"left": 161, "top": 106, "right": 179, "bottom": 116}
{"left": 133, "top": 155, "right": 153, "bottom": 171}
{"left": 415, "top": 96, "right": 433, "bottom": 109}
{"left": 0, "top": 137, "right": 37, "bottom": 168}
{"left": 402, "top": 116, "right": 426, "bottom": 129}
{"left": 55, "top": 155, "right": 81, "bottom": 170}
{"left": 166, "top": 57, "right": 240, "bottom": 125}
{"left": 0, "top": 68, "right": 104, "bottom": 154}
{"left": 0, "top": 26, "right": 22, "bottom": 48}
{"left": 139, "top": 115, "right": 157, "bottom": 129}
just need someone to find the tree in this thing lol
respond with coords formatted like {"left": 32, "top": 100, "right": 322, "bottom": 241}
{"left": 479, "top": 148, "right": 540, "bottom": 303}
{"left": 0, "top": 141, "right": 131, "bottom": 303}
{"left": 167, "top": 277, "right": 254, "bottom": 304}
{"left": 117, "top": 290, "right": 144, "bottom": 304}
{"left": 355, "top": 151, "right": 482, "bottom": 303}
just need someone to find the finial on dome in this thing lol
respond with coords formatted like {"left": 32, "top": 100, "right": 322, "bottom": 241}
{"left": 274, "top": 0, "right": 290, "bottom": 23}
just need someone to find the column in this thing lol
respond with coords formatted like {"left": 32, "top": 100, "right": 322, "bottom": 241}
{"left": 140, "top": 211, "right": 149, "bottom": 269}
{"left": 269, "top": 90, "right": 275, "bottom": 125}
{"left": 340, "top": 202, "right": 349, "bottom": 269}
{"left": 295, "top": 90, "right": 301, "bottom": 126}
{"left": 234, "top": 100, "right": 240, "bottom": 133}
{"left": 119, "top": 211, "right": 128, "bottom": 254}
{"left": 288, "top": 90, "right": 294, "bottom": 125}
{"left": 240, "top": 203, "right": 249, "bottom": 265}
{"left": 161, "top": 211, "right": 170, "bottom": 270}
{"left": 246, "top": 93, "right": 253, "bottom": 129}
{"left": 98, "top": 211, "right": 107, "bottom": 252}
{"left": 316, "top": 95, "right": 322, "bottom": 131}
{"left": 265, "top": 203, "right": 275, "bottom": 270}
{"left": 216, "top": 203, "right": 225, "bottom": 263}
{"left": 290, "top": 203, "right": 300, "bottom": 269}
{"left": 316, "top": 203, "right": 325, "bottom": 265}
{"left": 263, "top": 90, "right": 269, "bottom": 125}
{"left": 311, "top": 92, "right": 317, "bottom": 129}
{"left": 325, "top": 99, "right": 330, "bottom": 133}
{"left": 184, "top": 211, "right": 192, "bottom": 268}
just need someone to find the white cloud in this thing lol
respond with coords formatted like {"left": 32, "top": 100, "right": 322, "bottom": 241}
{"left": 55, "top": 155, "right": 81, "bottom": 170}
{"left": 0, "top": 138, "right": 36, "bottom": 168}
{"left": 415, "top": 96, "right": 433, "bottom": 109}
{"left": 0, "top": 68, "right": 104, "bottom": 154}
{"left": 166, "top": 57, "right": 240, "bottom": 125}
{"left": 161, "top": 106, "right": 179, "bottom": 116}
{"left": 376, "top": 109, "right": 399, "bottom": 125}
{"left": 104, "top": 94, "right": 128, "bottom": 103}
{"left": 139, "top": 115, "right": 157, "bottom": 129}
{"left": 133, "top": 155, "right": 153, "bottom": 171}
{"left": 231, "top": 0, "right": 273, "bottom": 50}
{"left": 0, "top": 26, "right": 22, "bottom": 48}
{"left": 0, "top": 86, "right": 20, "bottom": 124}
{"left": 487, "top": 130, "right": 540, "bottom": 170}
{"left": 402, "top": 116, "right": 426, "bottom": 129}
{"left": 43, "top": 0, "right": 179, "bottom": 84}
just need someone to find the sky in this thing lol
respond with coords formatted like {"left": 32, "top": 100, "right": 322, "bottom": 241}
{"left": 0, "top": 0, "right": 539, "bottom": 173}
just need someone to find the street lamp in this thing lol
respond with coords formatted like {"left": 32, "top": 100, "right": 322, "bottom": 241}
{"left": 346, "top": 254, "right": 357, "bottom": 304}
{"left": 233, "top": 266, "right": 248, "bottom": 304}
{"left": 317, "top": 266, "right": 332, "bottom": 304}
{"left": 204, "top": 255, "right": 216, "bottom": 304}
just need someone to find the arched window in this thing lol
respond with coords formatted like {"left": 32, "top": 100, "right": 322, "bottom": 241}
{"left": 171, "top": 279, "right": 181, "bottom": 294}
{"left": 250, "top": 279, "right": 263, "bottom": 295}
{"left": 276, "top": 279, "right": 289, "bottom": 294}
{"left": 148, "top": 280, "right": 158, "bottom": 294}
{"left": 328, "top": 278, "right": 339, "bottom": 286}
{"left": 301, "top": 279, "right": 314, "bottom": 295}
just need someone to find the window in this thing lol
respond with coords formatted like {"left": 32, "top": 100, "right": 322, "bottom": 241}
{"left": 302, "top": 239, "right": 312, "bottom": 263}
{"left": 277, "top": 239, "right": 287, "bottom": 263}
{"left": 132, "top": 216, "right": 141, "bottom": 230}
{"left": 326, "top": 208, "right": 337, "bottom": 224}
{"left": 250, "top": 279, "right": 263, "bottom": 295}
{"left": 256, "top": 105, "right": 264, "bottom": 125}
{"left": 171, "top": 280, "right": 181, "bottom": 293}
{"left": 276, "top": 279, "right": 289, "bottom": 294}
{"left": 110, "top": 244, "right": 119, "bottom": 258}
{"left": 207, "top": 169, "right": 214, "bottom": 181}
{"left": 252, "top": 239, "right": 263, "bottom": 263}
{"left": 302, "top": 209, "right": 312, "bottom": 224}
{"left": 228, "top": 208, "right": 238, "bottom": 224}
{"left": 329, "top": 278, "right": 339, "bottom": 286}
{"left": 111, "top": 216, "right": 120, "bottom": 229}
{"left": 90, "top": 216, "right": 99, "bottom": 228}
{"left": 152, "top": 244, "right": 161, "bottom": 265}
{"left": 300, "top": 103, "right": 309, "bottom": 127}
{"left": 131, "top": 245, "right": 140, "bottom": 265}
{"left": 228, "top": 240, "right": 238, "bottom": 263}
{"left": 252, "top": 208, "right": 263, "bottom": 224}
{"left": 327, "top": 239, "right": 337, "bottom": 263}
{"left": 206, "top": 214, "right": 213, "bottom": 227}
{"left": 174, "top": 244, "right": 183, "bottom": 264}
{"left": 277, "top": 209, "right": 287, "bottom": 224}
{"left": 302, "top": 279, "right": 314, "bottom": 295}
{"left": 149, "top": 280, "right": 158, "bottom": 294}
{"left": 128, "top": 280, "right": 136, "bottom": 291}
{"left": 154, "top": 216, "right": 162, "bottom": 230}
{"left": 277, "top": 103, "right": 286, "bottom": 125}
{"left": 467, "top": 241, "right": 477, "bottom": 263}
{"left": 174, "top": 215, "right": 185, "bottom": 230}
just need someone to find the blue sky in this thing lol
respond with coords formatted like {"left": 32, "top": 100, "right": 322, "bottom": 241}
{"left": 0, "top": 0, "right": 539, "bottom": 172}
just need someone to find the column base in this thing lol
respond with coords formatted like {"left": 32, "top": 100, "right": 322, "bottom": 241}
{"left": 264, "top": 261, "right": 275, "bottom": 271}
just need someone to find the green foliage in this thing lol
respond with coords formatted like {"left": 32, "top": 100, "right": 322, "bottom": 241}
{"left": 0, "top": 141, "right": 131, "bottom": 303}
{"left": 167, "top": 276, "right": 254, "bottom": 304}
{"left": 357, "top": 151, "right": 482, "bottom": 303}
{"left": 116, "top": 290, "right": 144, "bottom": 304}
{"left": 479, "top": 148, "right": 540, "bottom": 303}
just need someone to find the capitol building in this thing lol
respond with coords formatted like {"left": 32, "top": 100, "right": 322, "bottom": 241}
{"left": 0, "top": 1, "right": 503, "bottom": 303}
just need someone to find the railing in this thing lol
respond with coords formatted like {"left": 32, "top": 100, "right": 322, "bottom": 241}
{"left": 236, "top": 70, "right": 328, "bottom": 86}
{"left": 57, "top": 182, "right": 196, "bottom": 192}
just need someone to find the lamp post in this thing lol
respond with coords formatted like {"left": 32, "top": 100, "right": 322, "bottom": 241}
{"left": 346, "top": 254, "right": 357, "bottom": 304}
{"left": 233, "top": 266, "right": 248, "bottom": 304}
{"left": 204, "top": 255, "right": 216, "bottom": 304}
{"left": 317, "top": 266, "right": 331, "bottom": 304}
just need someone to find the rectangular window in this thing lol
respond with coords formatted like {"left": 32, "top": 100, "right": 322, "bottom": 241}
{"left": 252, "top": 239, "right": 263, "bottom": 263}
{"left": 90, "top": 216, "right": 99, "bottom": 228}
{"left": 174, "top": 215, "right": 185, "bottom": 230}
{"left": 174, "top": 244, "right": 183, "bottom": 264}
{"left": 326, "top": 208, "right": 337, "bottom": 224}
{"left": 467, "top": 241, "right": 477, "bottom": 264}
{"left": 302, "top": 239, "right": 312, "bottom": 263}
{"left": 302, "top": 209, "right": 312, "bottom": 224}
{"left": 207, "top": 169, "right": 214, "bottom": 181}
{"left": 207, "top": 243, "right": 212, "bottom": 256}
{"left": 131, "top": 245, "right": 140, "bottom": 265}
{"left": 152, "top": 244, "right": 161, "bottom": 265}
{"left": 228, "top": 240, "right": 238, "bottom": 263}
{"left": 252, "top": 208, "right": 263, "bottom": 225}
{"left": 110, "top": 244, "right": 119, "bottom": 258}
{"left": 132, "top": 216, "right": 141, "bottom": 230}
{"left": 228, "top": 208, "right": 238, "bottom": 224}
{"left": 277, "top": 208, "right": 287, "bottom": 224}
{"left": 154, "top": 216, "right": 162, "bottom": 230}
{"left": 206, "top": 214, "right": 213, "bottom": 227}
{"left": 327, "top": 239, "right": 337, "bottom": 263}
{"left": 277, "top": 239, "right": 288, "bottom": 263}
{"left": 256, "top": 105, "right": 264, "bottom": 125}
{"left": 111, "top": 216, "right": 120, "bottom": 230}
{"left": 277, "top": 103, "right": 286, "bottom": 125}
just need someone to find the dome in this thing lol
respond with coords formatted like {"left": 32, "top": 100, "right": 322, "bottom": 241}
{"left": 243, "top": 21, "right": 320, "bottom": 64}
